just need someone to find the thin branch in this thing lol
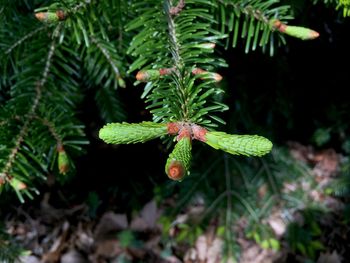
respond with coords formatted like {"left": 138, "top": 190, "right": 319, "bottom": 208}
{"left": 0, "top": 40, "right": 56, "bottom": 182}
{"left": 165, "top": 0, "right": 193, "bottom": 121}
{"left": 91, "top": 36, "right": 121, "bottom": 78}
{"left": 165, "top": 0, "right": 182, "bottom": 68}
{"left": 217, "top": 0, "right": 271, "bottom": 26}
{"left": 5, "top": 26, "right": 46, "bottom": 55}
{"left": 34, "top": 116, "right": 63, "bottom": 146}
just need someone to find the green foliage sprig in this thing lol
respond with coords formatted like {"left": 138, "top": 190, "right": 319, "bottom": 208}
{"left": 0, "top": 0, "right": 320, "bottom": 196}
{"left": 99, "top": 121, "right": 273, "bottom": 180}
{"left": 98, "top": 0, "right": 275, "bottom": 180}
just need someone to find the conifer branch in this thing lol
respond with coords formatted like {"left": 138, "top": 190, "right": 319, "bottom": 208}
{"left": 35, "top": 116, "right": 63, "bottom": 146}
{"left": 5, "top": 26, "right": 46, "bottom": 55}
{"left": 218, "top": 0, "right": 270, "bottom": 26}
{"left": 90, "top": 36, "right": 121, "bottom": 79}
{"left": 165, "top": 0, "right": 183, "bottom": 69}
{"left": 0, "top": 40, "right": 56, "bottom": 183}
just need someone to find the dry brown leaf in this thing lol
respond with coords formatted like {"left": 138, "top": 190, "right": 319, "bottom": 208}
{"left": 313, "top": 149, "right": 339, "bottom": 178}
{"left": 16, "top": 255, "right": 41, "bottom": 263}
{"left": 195, "top": 235, "right": 207, "bottom": 261}
{"left": 288, "top": 141, "right": 314, "bottom": 163}
{"left": 206, "top": 238, "right": 223, "bottom": 263}
{"left": 184, "top": 248, "right": 197, "bottom": 263}
{"left": 40, "top": 193, "right": 65, "bottom": 223}
{"left": 75, "top": 228, "right": 94, "bottom": 253}
{"left": 130, "top": 216, "right": 148, "bottom": 232}
{"left": 317, "top": 251, "right": 342, "bottom": 263}
{"left": 94, "top": 212, "right": 128, "bottom": 240}
{"left": 41, "top": 221, "right": 70, "bottom": 263}
{"left": 61, "top": 249, "right": 88, "bottom": 263}
{"left": 162, "top": 255, "right": 183, "bottom": 263}
{"left": 145, "top": 234, "right": 161, "bottom": 250}
{"left": 94, "top": 239, "right": 123, "bottom": 259}
{"left": 239, "top": 244, "right": 278, "bottom": 263}
{"left": 268, "top": 215, "right": 286, "bottom": 237}
{"left": 127, "top": 246, "right": 147, "bottom": 259}
{"left": 140, "top": 199, "right": 158, "bottom": 229}
{"left": 131, "top": 199, "right": 160, "bottom": 232}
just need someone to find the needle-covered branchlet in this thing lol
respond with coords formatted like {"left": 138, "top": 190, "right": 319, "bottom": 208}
{"left": 270, "top": 19, "right": 319, "bottom": 40}
{"left": 35, "top": 10, "right": 67, "bottom": 23}
{"left": 99, "top": 121, "right": 273, "bottom": 181}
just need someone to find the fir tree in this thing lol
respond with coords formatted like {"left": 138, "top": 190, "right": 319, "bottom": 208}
{"left": 0, "top": 0, "right": 347, "bottom": 261}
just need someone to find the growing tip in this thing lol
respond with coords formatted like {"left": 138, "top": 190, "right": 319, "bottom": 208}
{"left": 167, "top": 160, "right": 186, "bottom": 181}
{"left": 35, "top": 12, "right": 47, "bottom": 21}
{"left": 136, "top": 71, "right": 147, "bottom": 81}
{"left": 310, "top": 30, "right": 320, "bottom": 39}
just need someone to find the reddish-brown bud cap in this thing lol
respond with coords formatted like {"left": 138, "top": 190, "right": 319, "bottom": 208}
{"left": 167, "top": 122, "right": 180, "bottom": 135}
{"left": 56, "top": 10, "right": 67, "bottom": 21}
{"left": 167, "top": 161, "right": 185, "bottom": 181}
{"left": 35, "top": 12, "right": 47, "bottom": 21}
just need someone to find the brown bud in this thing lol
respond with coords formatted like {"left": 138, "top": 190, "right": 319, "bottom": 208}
{"left": 56, "top": 10, "right": 67, "bottom": 21}
{"left": 167, "top": 161, "right": 185, "bottom": 181}
{"left": 35, "top": 12, "right": 47, "bottom": 21}
{"left": 167, "top": 122, "right": 180, "bottom": 135}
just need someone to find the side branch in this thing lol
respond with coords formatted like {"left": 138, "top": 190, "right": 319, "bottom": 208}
{"left": 217, "top": 0, "right": 269, "bottom": 25}
{"left": 165, "top": 0, "right": 182, "bottom": 68}
{"left": 5, "top": 26, "right": 46, "bottom": 55}
{"left": 35, "top": 116, "right": 63, "bottom": 146}
{"left": 0, "top": 41, "right": 56, "bottom": 183}
{"left": 91, "top": 36, "right": 121, "bottom": 78}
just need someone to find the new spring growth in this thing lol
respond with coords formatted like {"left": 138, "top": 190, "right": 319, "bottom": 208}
{"left": 9, "top": 177, "right": 27, "bottom": 191}
{"left": 338, "top": 0, "right": 350, "bottom": 16}
{"left": 99, "top": 121, "right": 272, "bottom": 181}
{"left": 57, "top": 144, "right": 69, "bottom": 174}
{"left": 136, "top": 68, "right": 175, "bottom": 82}
{"left": 0, "top": 177, "right": 5, "bottom": 186}
{"left": 270, "top": 19, "right": 319, "bottom": 40}
{"left": 136, "top": 67, "right": 222, "bottom": 83}
{"left": 35, "top": 10, "right": 67, "bottom": 23}
{"left": 165, "top": 136, "right": 192, "bottom": 181}
{"left": 192, "top": 68, "right": 223, "bottom": 82}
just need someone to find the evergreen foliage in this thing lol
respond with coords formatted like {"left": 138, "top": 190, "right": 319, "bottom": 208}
{"left": 0, "top": 0, "right": 322, "bottom": 198}
{"left": 0, "top": 0, "right": 348, "bottom": 261}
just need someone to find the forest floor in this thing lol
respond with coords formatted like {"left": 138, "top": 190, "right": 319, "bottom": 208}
{"left": 2, "top": 143, "right": 349, "bottom": 263}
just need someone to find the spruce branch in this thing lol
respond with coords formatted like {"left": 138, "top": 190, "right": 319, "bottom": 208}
{"left": 165, "top": 135, "right": 192, "bottom": 181}
{"left": 33, "top": 115, "right": 71, "bottom": 174}
{"left": 216, "top": 0, "right": 319, "bottom": 55}
{"left": 99, "top": 121, "right": 273, "bottom": 180}
{"left": 0, "top": 39, "right": 56, "bottom": 184}
{"left": 165, "top": 0, "right": 183, "bottom": 69}
{"left": 34, "top": 116, "right": 63, "bottom": 146}
{"left": 101, "top": 0, "right": 272, "bottom": 180}
{"left": 5, "top": 26, "right": 46, "bottom": 55}
{"left": 218, "top": 0, "right": 270, "bottom": 25}
{"left": 338, "top": 0, "right": 350, "bottom": 16}
{"left": 90, "top": 36, "right": 122, "bottom": 82}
